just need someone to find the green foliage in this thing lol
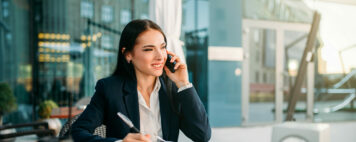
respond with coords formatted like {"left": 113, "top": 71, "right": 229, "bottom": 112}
{"left": 38, "top": 100, "right": 58, "bottom": 119}
{"left": 0, "top": 82, "right": 17, "bottom": 116}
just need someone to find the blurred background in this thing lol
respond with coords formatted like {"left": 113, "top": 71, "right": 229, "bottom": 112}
{"left": 1, "top": 0, "right": 356, "bottom": 141}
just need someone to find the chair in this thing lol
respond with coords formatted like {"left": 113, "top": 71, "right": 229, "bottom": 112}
{"left": 0, "top": 121, "right": 56, "bottom": 141}
{"left": 59, "top": 113, "right": 106, "bottom": 138}
{"left": 272, "top": 122, "right": 330, "bottom": 142}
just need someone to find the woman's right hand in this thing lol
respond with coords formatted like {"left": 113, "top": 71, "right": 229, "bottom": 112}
{"left": 122, "top": 133, "right": 151, "bottom": 142}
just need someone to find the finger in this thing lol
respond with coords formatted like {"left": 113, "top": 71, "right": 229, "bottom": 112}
{"left": 175, "top": 56, "right": 181, "bottom": 62}
{"left": 144, "top": 134, "right": 152, "bottom": 142}
{"left": 174, "top": 62, "right": 181, "bottom": 70}
{"left": 137, "top": 134, "right": 151, "bottom": 142}
{"left": 179, "top": 63, "right": 187, "bottom": 70}
{"left": 129, "top": 133, "right": 147, "bottom": 140}
{"left": 166, "top": 50, "right": 176, "bottom": 56}
{"left": 170, "top": 55, "right": 177, "bottom": 63}
{"left": 126, "top": 139, "right": 142, "bottom": 142}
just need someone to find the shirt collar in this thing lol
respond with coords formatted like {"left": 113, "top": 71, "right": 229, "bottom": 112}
{"left": 153, "top": 77, "right": 161, "bottom": 93}
{"left": 137, "top": 77, "right": 161, "bottom": 109}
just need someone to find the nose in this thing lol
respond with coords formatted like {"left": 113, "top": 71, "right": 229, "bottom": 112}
{"left": 155, "top": 49, "right": 165, "bottom": 60}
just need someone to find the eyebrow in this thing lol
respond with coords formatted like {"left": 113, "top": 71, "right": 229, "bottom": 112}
{"left": 142, "top": 43, "right": 166, "bottom": 48}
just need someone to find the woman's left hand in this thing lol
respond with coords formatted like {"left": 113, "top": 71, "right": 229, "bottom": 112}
{"left": 164, "top": 51, "right": 190, "bottom": 88}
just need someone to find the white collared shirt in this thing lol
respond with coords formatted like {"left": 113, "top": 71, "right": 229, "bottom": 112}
{"left": 137, "top": 78, "right": 162, "bottom": 142}
{"left": 116, "top": 79, "right": 192, "bottom": 142}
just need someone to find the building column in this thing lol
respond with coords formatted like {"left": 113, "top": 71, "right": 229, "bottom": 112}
{"left": 208, "top": 0, "right": 243, "bottom": 127}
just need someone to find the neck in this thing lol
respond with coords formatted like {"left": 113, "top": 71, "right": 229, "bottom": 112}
{"left": 136, "top": 73, "right": 156, "bottom": 93}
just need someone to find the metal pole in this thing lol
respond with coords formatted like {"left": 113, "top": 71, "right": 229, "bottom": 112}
{"left": 0, "top": 20, "right": 10, "bottom": 82}
{"left": 30, "top": 0, "right": 42, "bottom": 121}
{"left": 0, "top": 32, "right": 3, "bottom": 81}
{"left": 195, "top": 0, "right": 198, "bottom": 31}
{"left": 83, "top": 19, "right": 95, "bottom": 97}
{"left": 131, "top": 0, "right": 135, "bottom": 20}
{"left": 241, "top": 27, "right": 250, "bottom": 125}
{"left": 286, "top": 12, "right": 321, "bottom": 121}
{"left": 306, "top": 61, "right": 315, "bottom": 121}
{"left": 275, "top": 29, "right": 284, "bottom": 122}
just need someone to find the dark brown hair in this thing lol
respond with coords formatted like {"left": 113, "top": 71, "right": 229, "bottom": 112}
{"left": 112, "top": 19, "right": 167, "bottom": 80}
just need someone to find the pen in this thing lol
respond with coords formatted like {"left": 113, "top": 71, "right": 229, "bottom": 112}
{"left": 117, "top": 112, "right": 140, "bottom": 133}
{"left": 117, "top": 112, "right": 166, "bottom": 142}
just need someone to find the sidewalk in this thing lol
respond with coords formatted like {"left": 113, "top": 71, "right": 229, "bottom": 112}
{"left": 13, "top": 121, "right": 356, "bottom": 141}
{"left": 179, "top": 121, "right": 356, "bottom": 142}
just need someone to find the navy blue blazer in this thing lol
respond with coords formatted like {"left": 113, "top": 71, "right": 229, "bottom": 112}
{"left": 71, "top": 75, "right": 211, "bottom": 142}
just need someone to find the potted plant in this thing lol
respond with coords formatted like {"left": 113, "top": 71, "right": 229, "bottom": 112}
{"left": 38, "top": 100, "right": 59, "bottom": 119}
{"left": 38, "top": 100, "right": 62, "bottom": 136}
{"left": 0, "top": 82, "right": 17, "bottom": 125}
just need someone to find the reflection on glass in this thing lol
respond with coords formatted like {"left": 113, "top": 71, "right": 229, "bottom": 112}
{"left": 248, "top": 28, "right": 276, "bottom": 123}
{"left": 0, "top": 0, "right": 148, "bottom": 124}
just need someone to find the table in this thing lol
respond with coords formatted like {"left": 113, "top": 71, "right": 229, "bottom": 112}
{"left": 50, "top": 107, "right": 84, "bottom": 119}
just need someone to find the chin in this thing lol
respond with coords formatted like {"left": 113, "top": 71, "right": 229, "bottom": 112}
{"left": 151, "top": 70, "right": 163, "bottom": 77}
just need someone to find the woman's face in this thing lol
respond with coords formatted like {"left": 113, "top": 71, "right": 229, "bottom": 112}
{"left": 126, "top": 29, "right": 167, "bottom": 77}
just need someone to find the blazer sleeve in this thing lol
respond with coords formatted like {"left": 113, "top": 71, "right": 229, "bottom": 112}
{"left": 71, "top": 80, "right": 119, "bottom": 142}
{"left": 177, "top": 86, "right": 211, "bottom": 142}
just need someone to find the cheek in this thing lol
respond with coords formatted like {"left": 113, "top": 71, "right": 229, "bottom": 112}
{"left": 132, "top": 50, "right": 148, "bottom": 62}
{"left": 134, "top": 55, "right": 152, "bottom": 66}
{"left": 163, "top": 52, "right": 167, "bottom": 61}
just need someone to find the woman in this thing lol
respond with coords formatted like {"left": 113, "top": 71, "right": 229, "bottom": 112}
{"left": 71, "top": 19, "right": 211, "bottom": 142}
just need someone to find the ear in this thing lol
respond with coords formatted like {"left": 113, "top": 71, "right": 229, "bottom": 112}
{"left": 121, "top": 47, "right": 126, "bottom": 54}
{"left": 122, "top": 47, "right": 132, "bottom": 63}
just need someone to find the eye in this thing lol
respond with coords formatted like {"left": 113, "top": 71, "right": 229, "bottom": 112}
{"left": 143, "top": 48, "right": 153, "bottom": 51}
{"left": 161, "top": 46, "right": 166, "bottom": 50}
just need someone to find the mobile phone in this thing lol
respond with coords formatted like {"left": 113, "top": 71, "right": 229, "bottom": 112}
{"left": 165, "top": 54, "right": 176, "bottom": 73}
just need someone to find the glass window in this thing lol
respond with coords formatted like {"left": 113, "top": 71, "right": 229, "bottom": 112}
{"left": 120, "top": 10, "right": 131, "bottom": 25}
{"left": 0, "top": 0, "right": 149, "bottom": 125}
{"left": 2, "top": 1, "right": 9, "bottom": 18}
{"left": 101, "top": 34, "right": 113, "bottom": 49}
{"left": 80, "top": 1, "right": 94, "bottom": 18}
{"left": 102, "top": 5, "right": 113, "bottom": 22}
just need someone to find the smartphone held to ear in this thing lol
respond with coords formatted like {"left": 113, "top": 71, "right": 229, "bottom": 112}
{"left": 165, "top": 54, "right": 176, "bottom": 73}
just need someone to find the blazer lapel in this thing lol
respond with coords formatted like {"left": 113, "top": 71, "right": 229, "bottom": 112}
{"left": 122, "top": 78, "right": 140, "bottom": 131}
{"left": 159, "top": 77, "right": 171, "bottom": 139}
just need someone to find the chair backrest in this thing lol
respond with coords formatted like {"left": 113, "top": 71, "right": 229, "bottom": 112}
{"left": 59, "top": 113, "right": 106, "bottom": 138}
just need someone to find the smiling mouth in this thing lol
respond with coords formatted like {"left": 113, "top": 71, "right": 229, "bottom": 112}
{"left": 152, "top": 64, "right": 163, "bottom": 68}
{"left": 153, "top": 64, "right": 162, "bottom": 67}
